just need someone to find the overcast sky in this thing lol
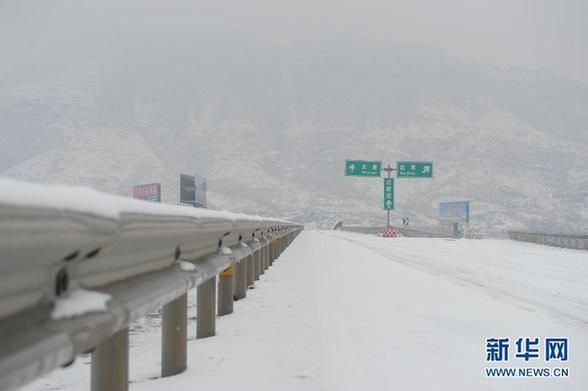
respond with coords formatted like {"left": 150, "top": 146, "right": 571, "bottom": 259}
{"left": 1, "top": 0, "right": 587, "bottom": 83}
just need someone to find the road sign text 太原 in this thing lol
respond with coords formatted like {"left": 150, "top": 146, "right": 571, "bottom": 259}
{"left": 345, "top": 160, "right": 382, "bottom": 177}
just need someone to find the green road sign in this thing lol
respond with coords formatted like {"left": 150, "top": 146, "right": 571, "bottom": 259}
{"left": 402, "top": 217, "right": 410, "bottom": 226}
{"left": 345, "top": 160, "right": 382, "bottom": 177}
{"left": 396, "top": 161, "right": 433, "bottom": 178}
{"left": 384, "top": 178, "right": 394, "bottom": 210}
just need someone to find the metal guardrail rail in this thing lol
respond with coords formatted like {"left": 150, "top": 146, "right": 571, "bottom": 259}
{"left": 0, "top": 179, "right": 302, "bottom": 391}
{"left": 508, "top": 230, "right": 588, "bottom": 250}
{"left": 339, "top": 225, "right": 448, "bottom": 238}
{"left": 394, "top": 227, "right": 448, "bottom": 238}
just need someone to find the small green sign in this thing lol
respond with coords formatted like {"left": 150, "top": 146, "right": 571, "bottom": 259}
{"left": 402, "top": 217, "right": 410, "bottom": 226}
{"left": 396, "top": 161, "right": 433, "bottom": 178}
{"left": 345, "top": 160, "right": 382, "bottom": 177}
{"left": 384, "top": 178, "right": 394, "bottom": 210}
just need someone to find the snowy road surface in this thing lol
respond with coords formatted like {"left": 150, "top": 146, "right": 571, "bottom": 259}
{"left": 23, "top": 230, "right": 588, "bottom": 391}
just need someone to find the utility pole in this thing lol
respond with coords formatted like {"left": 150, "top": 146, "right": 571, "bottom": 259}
{"left": 382, "top": 164, "right": 395, "bottom": 228}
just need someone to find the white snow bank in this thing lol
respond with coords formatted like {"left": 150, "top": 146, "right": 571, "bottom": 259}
{"left": 0, "top": 177, "right": 292, "bottom": 224}
{"left": 177, "top": 260, "right": 196, "bottom": 272}
{"left": 51, "top": 289, "right": 112, "bottom": 320}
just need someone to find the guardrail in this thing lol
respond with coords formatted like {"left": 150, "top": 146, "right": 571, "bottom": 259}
{"left": 0, "top": 179, "right": 302, "bottom": 391}
{"left": 394, "top": 227, "right": 448, "bottom": 238}
{"left": 507, "top": 230, "right": 588, "bottom": 250}
{"left": 339, "top": 225, "right": 448, "bottom": 238}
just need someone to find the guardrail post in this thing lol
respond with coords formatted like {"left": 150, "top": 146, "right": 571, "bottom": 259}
{"left": 218, "top": 265, "right": 234, "bottom": 316}
{"left": 275, "top": 239, "right": 279, "bottom": 263}
{"left": 161, "top": 294, "right": 187, "bottom": 377}
{"left": 259, "top": 246, "right": 266, "bottom": 275}
{"left": 197, "top": 277, "right": 216, "bottom": 338}
{"left": 268, "top": 242, "right": 273, "bottom": 267}
{"left": 271, "top": 239, "right": 278, "bottom": 265}
{"left": 91, "top": 327, "right": 129, "bottom": 391}
{"left": 246, "top": 255, "right": 254, "bottom": 287}
{"left": 234, "top": 259, "right": 247, "bottom": 300}
{"left": 276, "top": 237, "right": 280, "bottom": 260}
{"left": 253, "top": 250, "right": 261, "bottom": 281}
{"left": 261, "top": 245, "right": 266, "bottom": 271}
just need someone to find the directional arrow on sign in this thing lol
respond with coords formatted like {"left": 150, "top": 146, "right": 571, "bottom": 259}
{"left": 349, "top": 164, "right": 355, "bottom": 173}
{"left": 385, "top": 200, "right": 392, "bottom": 208}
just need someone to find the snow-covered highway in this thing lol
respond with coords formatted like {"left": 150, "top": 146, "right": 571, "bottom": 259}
{"left": 328, "top": 230, "right": 588, "bottom": 327}
{"left": 24, "top": 230, "right": 588, "bottom": 391}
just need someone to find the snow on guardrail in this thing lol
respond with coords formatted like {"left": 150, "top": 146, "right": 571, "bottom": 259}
{"left": 0, "top": 178, "right": 288, "bottom": 223}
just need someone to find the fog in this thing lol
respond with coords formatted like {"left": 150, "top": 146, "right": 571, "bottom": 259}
{"left": 1, "top": 0, "right": 587, "bottom": 83}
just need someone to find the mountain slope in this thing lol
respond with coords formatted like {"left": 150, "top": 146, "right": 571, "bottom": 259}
{"left": 1, "top": 40, "right": 587, "bottom": 234}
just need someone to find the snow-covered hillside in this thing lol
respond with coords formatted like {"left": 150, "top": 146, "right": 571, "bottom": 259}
{"left": 1, "top": 40, "right": 587, "bottom": 235}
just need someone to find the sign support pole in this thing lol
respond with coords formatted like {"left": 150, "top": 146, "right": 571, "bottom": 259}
{"left": 382, "top": 164, "right": 395, "bottom": 228}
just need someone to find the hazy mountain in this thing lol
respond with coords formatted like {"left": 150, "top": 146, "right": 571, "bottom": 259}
{"left": 1, "top": 39, "right": 587, "bottom": 235}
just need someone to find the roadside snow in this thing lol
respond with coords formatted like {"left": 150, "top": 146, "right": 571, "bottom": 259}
{"left": 177, "top": 261, "right": 196, "bottom": 272}
{"left": 51, "top": 289, "right": 111, "bottom": 320}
